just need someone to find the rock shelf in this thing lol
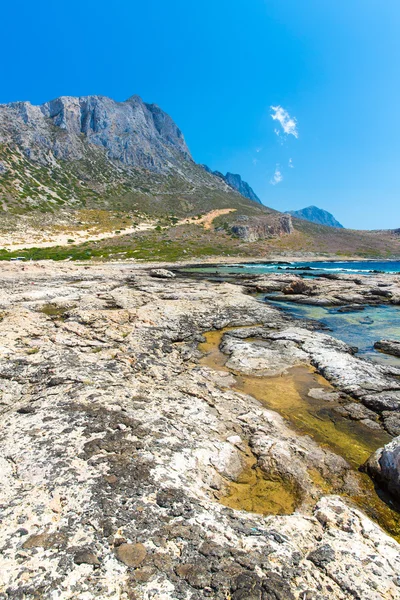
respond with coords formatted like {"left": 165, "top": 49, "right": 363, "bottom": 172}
{"left": 0, "top": 261, "right": 399, "bottom": 599}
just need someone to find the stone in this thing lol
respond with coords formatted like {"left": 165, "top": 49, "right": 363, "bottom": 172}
{"left": 283, "top": 279, "right": 312, "bottom": 295}
{"left": 149, "top": 269, "right": 176, "bottom": 279}
{"left": 22, "top": 532, "right": 66, "bottom": 550}
{"left": 363, "top": 436, "right": 400, "bottom": 501}
{"left": 116, "top": 543, "right": 147, "bottom": 568}
{"left": 74, "top": 550, "right": 101, "bottom": 566}
{"left": 307, "top": 544, "right": 336, "bottom": 568}
{"left": 374, "top": 339, "right": 400, "bottom": 357}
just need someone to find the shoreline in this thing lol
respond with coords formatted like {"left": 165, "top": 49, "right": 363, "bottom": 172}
{"left": 0, "top": 261, "right": 399, "bottom": 598}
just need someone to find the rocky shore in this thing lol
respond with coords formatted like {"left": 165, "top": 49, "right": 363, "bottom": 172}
{"left": 1, "top": 261, "right": 400, "bottom": 599}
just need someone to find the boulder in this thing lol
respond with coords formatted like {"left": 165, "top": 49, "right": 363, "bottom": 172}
{"left": 363, "top": 436, "right": 400, "bottom": 501}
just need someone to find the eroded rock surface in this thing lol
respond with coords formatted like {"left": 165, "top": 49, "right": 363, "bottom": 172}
{"left": 240, "top": 271, "right": 400, "bottom": 306}
{"left": 0, "top": 262, "right": 399, "bottom": 599}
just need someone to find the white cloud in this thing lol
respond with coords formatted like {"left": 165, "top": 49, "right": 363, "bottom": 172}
{"left": 271, "top": 105, "right": 298, "bottom": 138}
{"left": 288, "top": 158, "right": 294, "bottom": 168}
{"left": 252, "top": 158, "right": 259, "bottom": 165}
{"left": 256, "top": 147, "right": 263, "bottom": 153}
{"left": 270, "top": 165, "right": 283, "bottom": 185}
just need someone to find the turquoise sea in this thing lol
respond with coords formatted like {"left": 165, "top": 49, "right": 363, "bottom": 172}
{"left": 185, "top": 260, "right": 400, "bottom": 365}
{"left": 188, "top": 260, "right": 400, "bottom": 276}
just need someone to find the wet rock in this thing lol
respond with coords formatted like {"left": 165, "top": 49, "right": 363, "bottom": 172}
{"left": 283, "top": 279, "right": 313, "bottom": 295}
{"left": 333, "top": 402, "right": 378, "bottom": 423}
{"left": 374, "top": 339, "right": 400, "bottom": 357}
{"left": 115, "top": 543, "right": 147, "bottom": 568}
{"left": 337, "top": 305, "right": 365, "bottom": 313}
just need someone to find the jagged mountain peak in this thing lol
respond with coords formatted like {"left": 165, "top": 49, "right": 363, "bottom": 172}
{"left": 0, "top": 93, "right": 192, "bottom": 170}
{"left": 201, "top": 166, "right": 262, "bottom": 204}
{"left": 0, "top": 93, "right": 270, "bottom": 217}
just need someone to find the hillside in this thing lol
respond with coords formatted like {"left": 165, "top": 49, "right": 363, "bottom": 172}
{"left": 0, "top": 95, "right": 268, "bottom": 220}
{"left": 0, "top": 93, "right": 399, "bottom": 259}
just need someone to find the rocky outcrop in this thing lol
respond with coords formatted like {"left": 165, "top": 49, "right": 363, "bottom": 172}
{"left": 242, "top": 271, "right": 400, "bottom": 307}
{"left": 231, "top": 214, "right": 293, "bottom": 241}
{"left": 364, "top": 436, "right": 400, "bottom": 501}
{"left": 287, "top": 206, "right": 344, "bottom": 228}
{"left": 0, "top": 261, "right": 399, "bottom": 599}
{"left": 0, "top": 95, "right": 191, "bottom": 171}
{"left": 375, "top": 339, "right": 400, "bottom": 357}
{"left": 201, "top": 166, "right": 262, "bottom": 204}
{"left": 224, "top": 172, "right": 262, "bottom": 204}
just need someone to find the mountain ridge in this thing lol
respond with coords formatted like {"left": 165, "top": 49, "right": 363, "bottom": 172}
{"left": 201, "top": 166, "right": 262, "bottom": 204}
{"left": 0, "top": 93, "right": 269, "bottom": 219}
{"left": 287, "top": 205, "right": 344, "bottom": 228}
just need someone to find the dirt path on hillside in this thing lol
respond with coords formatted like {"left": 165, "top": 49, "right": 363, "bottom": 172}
{"left": 0, "top": 209, "right": 237, "bottom": 251}
{"left": 0, "top": 223, "right": 155, "bottom": 252}
{"left": 183, "top": 208, "right": 236, "bottom": 230}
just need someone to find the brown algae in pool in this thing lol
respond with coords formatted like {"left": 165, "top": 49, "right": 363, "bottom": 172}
{"left": 199, "top": 328, "right": 400, "bottom": 539}
{"left": 199, "top": 329, "right": 390, "bottom": 467}
{"left": 220, "top": 465, "right": 297, "bottom": 516}
{"left": 235, "top": 369, "right": 391, "bottom": 468}
{"left": 218, "top": 449, "right": 298, "bottom": 516}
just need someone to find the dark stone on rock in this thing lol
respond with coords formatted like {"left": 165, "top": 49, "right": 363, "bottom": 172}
{"left": 231, "top": 572, "right": 262, "bottom": 600}
{"left": 16, "top": 406, "right": 36, "bottom": 414}
{"left": 369, "top": 288, "right": 393, "bottom": 298}
{"left": 22, "top": 532, "right": 67, "bottom": 550}
{"left": 74, "top": 550, "right": 101, "bottom": 566}
{"left": 175, "top": 562, "right": 212, "bottom": 589}
{"left": 262, "top": 570, "right": 295, "bottom": 600}
{"left": 231, "top": 570, "right": 295, "bottom": 600}
{"left": 359, "top": 317, "right": 374, "bottom": 325}
{"left": 307, "top": 544, "right": 336, "bottom": 568}
{"left": 115, "top": 543, "right": 147, "bottom": 568}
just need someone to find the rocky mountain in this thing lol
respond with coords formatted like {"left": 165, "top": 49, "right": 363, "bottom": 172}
{"left": 0, "top": 94, "right": 267, "bottom": 217}
{"left": 287, "top": 206, "right": 344, "bottom": 228}
{"left": 0, "top": 95, "right": 191, "bottom": 171}
{"left": 202, "top": 165, "right": 262, "bottom": 203}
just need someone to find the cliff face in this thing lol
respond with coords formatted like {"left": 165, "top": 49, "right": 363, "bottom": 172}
{"left": 201, "top": 166, "right": 262, "bottom": 204}
{"left": 231, "top": 214, "right": 293, "bottom": 241}
{"left": 0, "top": 95, "right": 191, "bottom": 171}
{"left": 223, "top": 173, "right": 262, "bottom": 204}
{"left": 287, "top": 206, "right": 344, "bottom": 228}
{"left": 0, "top": 94, "right": 274, "bottom": 217}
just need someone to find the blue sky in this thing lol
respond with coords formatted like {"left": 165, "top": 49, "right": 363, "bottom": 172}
{"left": 2, "top": 0, "right": 399, "bottom": 229}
